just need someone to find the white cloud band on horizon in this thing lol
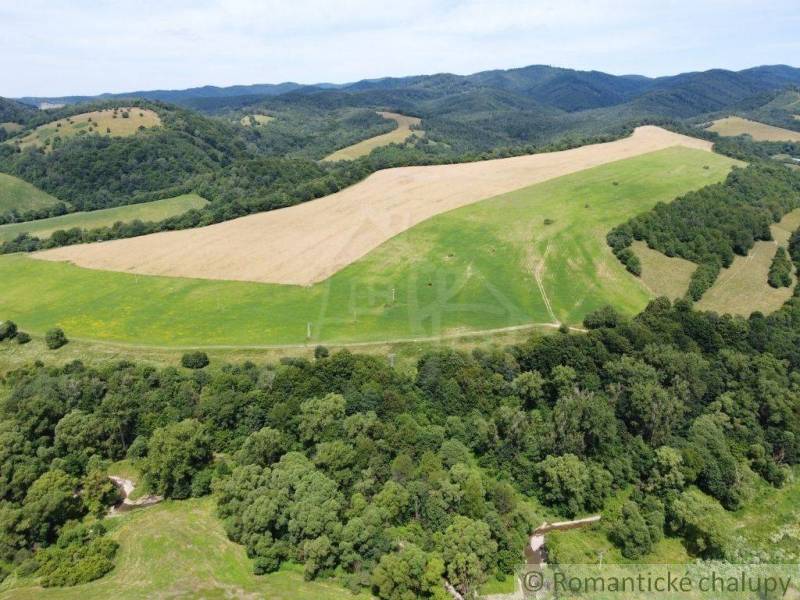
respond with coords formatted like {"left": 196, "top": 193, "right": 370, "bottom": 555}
{"left": 1, "top": 0, "right": 798, "bottom": 97}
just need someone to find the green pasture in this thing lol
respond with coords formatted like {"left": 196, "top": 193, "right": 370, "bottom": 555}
{"left": 0, "top": 498, "right": 368, "bottom": 600}
{"left": 0, "top": 194, "right": 207, "bottom": 241}
{"left": 0, "top": 147, "right": 737, "bottom": 347}
{"left": 0, "top": 173, "right": 62, "bottom": 214}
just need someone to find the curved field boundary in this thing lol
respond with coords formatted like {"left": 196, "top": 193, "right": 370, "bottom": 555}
{"left": 35, "top": 127, "right": 713, "bottom": 287}
{"left": 322, "top": 111, "right": 422, "bottom": 161}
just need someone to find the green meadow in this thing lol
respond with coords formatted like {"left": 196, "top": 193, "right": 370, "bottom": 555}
{"left": 0, "top": 173, "right": 62, "bottom": 214}
{"left": 0, "top": 194, "right": 207, "bottom": 241}
{"left": 0, "top": 498, "right": 368, "bottom": 600}
{"left": 0, "top": 147, "right": 737, "bottom": 347}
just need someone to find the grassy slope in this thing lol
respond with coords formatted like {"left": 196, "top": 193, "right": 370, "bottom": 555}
{"left": 0, "top": 173, "right": 62, "bottom": 214}
{"left": 0, "top": 148, "right": 737, "bottom": 347}
{"left": 0, "top": 194, "right": 207, "bottom": 242}
{"left": 707, "top": 116, "right": 800, "bottom": 142}
{"left": 8, "top": 108, "right": 161, "bottom": 151}
{"left": 696, "top": 209, "right": 800, "bottom": 316}
{"left": 632, "top": 240, "right": 696, "bottom": 300}
{"left": 323, "top": 112, "right": 422, "bottom": 161}
{"left": 0, "top": 498, "right": 368, "bottom": 600}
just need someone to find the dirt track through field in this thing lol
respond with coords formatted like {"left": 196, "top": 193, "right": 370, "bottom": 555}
{"left": 35, "top": 126, "right": 713, "bottom": 286}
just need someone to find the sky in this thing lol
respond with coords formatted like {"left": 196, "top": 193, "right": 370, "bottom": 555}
{"left": 1, "top": 0, "right": 799, "bottom": 98}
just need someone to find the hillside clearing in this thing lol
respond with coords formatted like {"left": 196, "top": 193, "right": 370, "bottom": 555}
{"left": 632, "top": 241, "right": 696, "bottom": 300}
{"left": 0, "top": 122, "right": 23, "bottom": 134}
{"left": 0, "top": 147, "right": 737, "bottom": 347}
{"left": 323, "top": 111, "right": 422, "bottom": 161}
{"left": 8, "top": 108, "right": 161, "bottom": 151}
{"left": 707, "top": 116, "right": 800, "bottom": 142}
{"left": 37, "top": 126, "right": 713, "bottom": 285}
{"left": 240, "top": 114, "right": 274, "bottom": 126}
{"left": 0, "top": 498, "right": 367, "bottom": 600}
{"left": 695, "top": 209, "right": 800, "bottom": 315}
{"left": 0, "top": 172, "right": 62, "bottom": 213}
{"left": 0, "top": 194, "right": 207, "bottom": 242}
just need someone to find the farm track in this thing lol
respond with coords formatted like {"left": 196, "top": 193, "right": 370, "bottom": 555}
{"left": 65, "top": 321, "right": 588, "bottom": 352}
{"left": 35, "top": 126, "right": 713, "bottom": 286}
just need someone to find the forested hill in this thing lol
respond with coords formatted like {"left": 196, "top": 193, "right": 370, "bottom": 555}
{"left": 19, "top": 64, "right": 800, "bottom": 116}
{"left": 0, "top": 97, "right": 36, "bottom": 124}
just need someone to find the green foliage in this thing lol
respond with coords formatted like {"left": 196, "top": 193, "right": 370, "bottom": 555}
{"left": 181, "top": 351, "right": 209, "bottom": 369}
{"left": 35, "top": 521, "right": 118, "bottom": 587}
{"left": 0, "top": 320, "right": 17, "bottom": 340}
{"left": 534, "top": 454, "right": 612, "bottom": 517}
{"left": 15, "top": 331, "right": 30, "bottom": 344}
{"left": 140, "top": 419, "right": 213, "bottom": 499}
{"left": 608, "top": 498, "right": 664, "bottom": 559}
{"left": 371, "top": 544, "right": 444, "bottom": 600}
{"left": 768, "top": 246, "right": 793, "bottom": 288}
{"left": 44, "top": 328, "right": 67, "bottom": 349}
{"left": 669, "top": 489, "right": 733, "bottom": 559}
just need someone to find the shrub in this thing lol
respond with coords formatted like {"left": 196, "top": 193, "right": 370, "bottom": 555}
{"left": 0, "top": 320, "right": 17, "bottom": 340}
{"left": 36, "top": 522, "right": 118, "bottom": 587}
{"left": 45, "top": 328, "right": 68, "bottom": 349}
{"left": 314, "top": 345, "right": 330, "bottom": 359}
{"left": 768, "top": 246, "right": 793, "bottom": 288}
{"left": 16, "top": 331, "right": 31, "bottom": 344}
{"left": 181, "top": 351, "right": 209, "bottom": 369}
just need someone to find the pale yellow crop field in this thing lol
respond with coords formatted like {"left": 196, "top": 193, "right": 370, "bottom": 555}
{"left": 9, "top": 108, "right": 161, "bottom": 151}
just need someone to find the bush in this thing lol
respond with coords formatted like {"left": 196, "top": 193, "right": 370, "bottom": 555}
{"left": 45, "top": 328, "right": 68, "bottom": 349}
{"left": 16, "top": 331, "right": 31, "bottom": 345}
{"left": 36, "top": 522, "right": 118, "bottom": 587}
{"left": 0, "top": 320, "right": 17, "bottom": 340}
{"left": 768, "top": 246, "right": 793, "bottom": 288}
{"left": 181, "top": 351, "right": 209, "bottom": 369}
{"left": 314, "top": 345, "right": 330, "bottom": 359}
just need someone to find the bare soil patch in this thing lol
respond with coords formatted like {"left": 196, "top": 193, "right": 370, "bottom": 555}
{"left": 36, "top": 126, "right": 712, "bottom": 286}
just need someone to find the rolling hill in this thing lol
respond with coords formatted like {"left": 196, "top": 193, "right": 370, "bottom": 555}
{"left": 0, "top": 145, "right": 737, "bottom": 347}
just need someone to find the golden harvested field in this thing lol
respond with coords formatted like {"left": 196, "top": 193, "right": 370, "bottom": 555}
{"left": 240, "top": 114, "right": 274, "bottom": 126}
{"left": 707, "top": 116, "right": 800, "bottom": 142}
{"left": 695, "top": 209, "right": 800, "bottom": 316}
{"left": 9, "top": 108, "right": 161, "bottom": 151}
{"left": 323, "top": 111, "right": 422, "bottom": 161}
{"left": 632, "top": 241, "right": 696, "bottom": 300}
{"left": 36, "top": 126, "right": 713, "bottom": 286}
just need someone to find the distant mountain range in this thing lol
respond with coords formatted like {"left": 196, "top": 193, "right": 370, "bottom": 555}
{"left": 15, "top": 64, "right": 800, "bottom": 116}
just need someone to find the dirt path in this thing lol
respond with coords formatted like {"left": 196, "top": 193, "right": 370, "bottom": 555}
{"left": 36, "top": 126, "right": 712, "bottom": 286}
{"left": 533, "top": 241, "right": 558, "bottom": 325}
{"left": 108, "top": 475, "right": 162, "bottom": 516}
{"left": 70, "top": 321, "right": 588, "bottom": 353}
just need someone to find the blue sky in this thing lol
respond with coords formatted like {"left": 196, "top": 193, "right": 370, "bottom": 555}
{"left": 1, "top": 0, "right": 798, "bottom": 97}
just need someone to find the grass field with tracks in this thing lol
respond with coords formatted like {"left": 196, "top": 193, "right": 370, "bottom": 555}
{"left": 0, "top": 173, "right": 62, "bottom": 214}
{"left": 0, "top": 194, "right": 207, "bottom": 242}
{"left": 0, "top": 148, "right": 737, "bottom": 347}
{"left": 0, "top": 498, "right": 368, "bottom": 600}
